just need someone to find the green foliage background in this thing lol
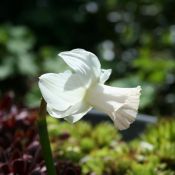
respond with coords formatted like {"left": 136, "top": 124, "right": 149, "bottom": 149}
{"left": 0, "top": 0, "right": 175, "bottom": 116}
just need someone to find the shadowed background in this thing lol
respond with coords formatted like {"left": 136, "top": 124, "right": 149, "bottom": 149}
{"left": 0, "top": 0, "right": 175, "bottom": 116}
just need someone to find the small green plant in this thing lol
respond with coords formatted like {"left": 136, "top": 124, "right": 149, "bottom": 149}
{"left": 47, "top": 117, "right": 175, "bottom": 175}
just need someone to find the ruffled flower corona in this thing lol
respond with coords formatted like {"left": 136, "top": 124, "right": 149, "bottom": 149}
{"left": 38, "top": 49, "right": 141, "bottom": 130}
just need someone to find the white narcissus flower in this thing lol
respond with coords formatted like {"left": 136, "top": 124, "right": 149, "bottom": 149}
{"left": 38, "top": 49, "right": 141, "bottom": 130}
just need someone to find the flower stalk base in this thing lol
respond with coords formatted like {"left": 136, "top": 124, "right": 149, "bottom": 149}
{"left": 37, "top": 98, "right": 56, "bottom": 175}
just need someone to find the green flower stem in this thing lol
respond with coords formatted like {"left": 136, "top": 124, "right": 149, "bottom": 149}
{"left": 37, "top": 98, "right": 57, "bottom": 175}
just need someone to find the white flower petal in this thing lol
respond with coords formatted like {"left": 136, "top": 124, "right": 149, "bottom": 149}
{"left": 39, "top": 71, "right": 86, "bottom": 111}
{"left": 64, "top": 103, "right": 92, "bottom": 123}
{"left": 113, "top": 113, "right": 130, "bottom": 130}
{"left": 64, "top": 72, "right": 90, "bottom": 90}
{"left": 58, "top": 49, "right": 101, "bottom": 79}
{"left": 39, "top": 71, "right": 71, "bottom": 111}
{"left": 100, "top": 69, "right": 112, "bottom": 84}
{"left": 47, "top": 104, "right": 67, "bottom": 118}
{"left": 64, "top": 113, "right": 86, "bottom": 123}
{"left": 47, "top": 100, "right": 92, "bottom": 120}
{"left": 86, "top": 84, "right": 141, "bottom": 130}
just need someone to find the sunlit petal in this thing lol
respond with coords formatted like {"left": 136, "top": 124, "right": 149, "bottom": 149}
{"left": 100, "top": 69, "right": 112, "bottom": 84}
{"left": 39, "top": 71, "right": 86, "bottom": 111}
{"left": 58, "top": 49, "right": 101, "bottom": 79}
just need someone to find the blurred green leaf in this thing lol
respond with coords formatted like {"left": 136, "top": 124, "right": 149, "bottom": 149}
{"left": 0, "top": 56, "right": 14, "bottom": 79}
{"left": 17, "top": 54, "right": 38, "bottom": 75}
{"left": 0, "top": 26, "right": 8, "bottom": 44}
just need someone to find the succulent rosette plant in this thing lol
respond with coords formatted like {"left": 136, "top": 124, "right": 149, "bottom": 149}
{"left": 39, "top": 49, "right": 141, "bottom": 130}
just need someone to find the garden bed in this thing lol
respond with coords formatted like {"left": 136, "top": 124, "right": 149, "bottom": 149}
{"left": 85, "top": 110, "right": 157, "bottom": 141}
{"left": 0, "top": 94, "right": 175, "bottom": 175}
